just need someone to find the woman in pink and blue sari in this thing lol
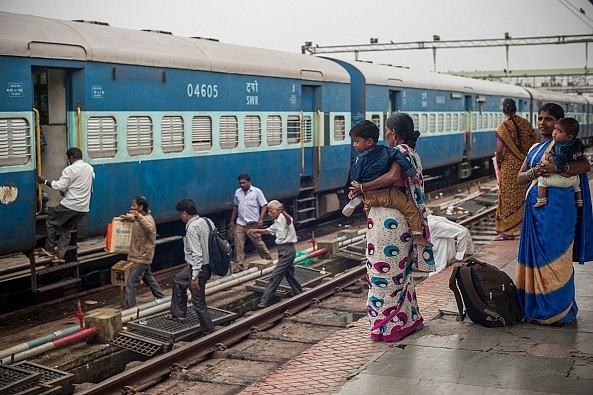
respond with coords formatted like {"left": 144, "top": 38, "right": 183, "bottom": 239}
{"left": 350, "top": 113, "right": 434, "bottom": 341}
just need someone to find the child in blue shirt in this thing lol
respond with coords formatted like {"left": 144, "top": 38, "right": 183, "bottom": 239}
{"left": 344, "top": 120, "right": 431, "bottom": 246}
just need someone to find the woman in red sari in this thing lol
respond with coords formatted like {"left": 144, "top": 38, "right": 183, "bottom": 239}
{"left": 493, "top": 98, "right": 539, "bottom": 241}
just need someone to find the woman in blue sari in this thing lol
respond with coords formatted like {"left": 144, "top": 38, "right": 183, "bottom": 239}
{"left": 516, "top": 103, "right": 593, "bottom": 325}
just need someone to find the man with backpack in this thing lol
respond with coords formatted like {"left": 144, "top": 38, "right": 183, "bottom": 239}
{"left": 167, "top": 198, "right": 215, "bottom": 335}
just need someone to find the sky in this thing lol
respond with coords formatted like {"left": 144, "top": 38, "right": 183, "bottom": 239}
{"left": 1, "top": 0, "right": 592, "bottom": 73}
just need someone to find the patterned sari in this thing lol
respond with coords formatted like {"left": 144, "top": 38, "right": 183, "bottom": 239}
{"left": 516, "top": 139, "right": 593, "bottom": 324}
{"left": 495, "top": 115, "right": 539, "bottom": 238}
{"left": 365, "top": 146, "right": 433, "bottom": 342}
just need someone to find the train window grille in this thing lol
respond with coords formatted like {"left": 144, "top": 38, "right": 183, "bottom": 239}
{"left": 244, "top": 115, "right": 261, "bottom": 148}
{"left": 191, "top": 116, "right": 212, "bottom": 151}
{"left": 428, "top": 114, "right": 436, "bottom": 134}
{"left": 334, "top": 115, "right": 346, "bottom": 141}
{"left": 161, "top": 116, "right": 184, "bottom": 153}
{"left": 411, "top": 114, "right": 419, "bottom": 132}
{"left": 266, "top": 116, "right": 282, "bottom": 146}
{"left": 445, "top": 113, "right": 452, "bottom": 132}
{"left": 287, "top": 115, "right": 301, "bottom": 144}
{"left": 452, "top": 113, "right": 459, "bottom": 131}
{"left": 419, "top": 114, "right": 428, "bottom": 133}
{"left": 437, "top": 114, "right": 444, "bottom": 133}
{"left": 303, "top": 116, "right": 312, "bottom": 143}
{"left": 0, "top": 118, "right": 30, "bottom": 166}
{"left": 87, "top": 116, "right": 117, "bottom": 158}
{"left": 370, "top": 114, "right": 381, "bottom": 130}
{"left": 220, "top": 115, "right": 238, "bottom": 149}
{"left": 471, "top": 114, "right": 477, "bottom": 131}
{"left": 127, "top": 116, "right": 153, "bottom": 156}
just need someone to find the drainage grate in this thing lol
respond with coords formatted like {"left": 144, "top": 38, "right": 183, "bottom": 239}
{"left": 112, "top": 331, "right": 167, "bottom": 357}
{"left": 12, "top": 362, "right": 73, "bottom": 395}
{"left": 125, "top": 307, "right": 237, "bottom": 343}
{"left": 0, "top": 364, "right": 41, "bottom": 395}
{"left": 249, "top": 266, "right": 330, "bottom": 295}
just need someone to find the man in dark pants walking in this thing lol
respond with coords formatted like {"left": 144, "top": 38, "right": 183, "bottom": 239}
{"left": 168, "top": 198, "right": 215, "bottom": 335}
{"left": 248, "top": 200, "right": 302, "bottom": 308}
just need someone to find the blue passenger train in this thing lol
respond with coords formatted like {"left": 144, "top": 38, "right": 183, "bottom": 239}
{"left": 0, "top": 12, "right": 590, "bottom": 256}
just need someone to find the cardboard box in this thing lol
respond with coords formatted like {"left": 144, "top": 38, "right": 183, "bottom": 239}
{"left": 111, "top": 260, "right": 134, "bottom": 287}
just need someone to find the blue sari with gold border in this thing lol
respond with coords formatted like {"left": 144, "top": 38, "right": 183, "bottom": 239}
{"left": 516, "top": 139, "right": 593, "bottom": 324}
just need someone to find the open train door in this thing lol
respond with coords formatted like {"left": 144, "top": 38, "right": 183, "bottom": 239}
{"left": 33, "top": 67, "right": 70, "bottom": 209}
{"left": 460, "top": 94, "right": 473, "bottom": 179}
{"left": 292, "top": 84, "right": 320, "bottom": 225}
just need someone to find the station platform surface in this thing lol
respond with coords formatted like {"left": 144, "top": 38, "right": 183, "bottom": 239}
{"left": 239, "top": 237, "right": 593, "bottom": 394}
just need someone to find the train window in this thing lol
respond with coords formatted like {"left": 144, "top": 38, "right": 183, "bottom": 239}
{"left": 371, "top": 114, "right": 381, "bottom": 129}
{"left": 0, "top": 118, "right": 30, "bottom": 166}
{"left": 437, "top": 114, "right": 444, "bottom": 133}
{"left": 411, "top": 114, "right": 419, "bottom": 131}
{"left": 127, "top": 116, "right": 153, "bottom": 156}
{"left": 471, "top": 114, "right": 477, "bottom": 130}
{"left": 303, "top": 116, "right": 312, "bottom": 143}
{"left": 266, "top": 116, "right": 282, "bottom": 146}
{"left": 220, "top": 116, "right": 238, "bottom": 149}
{"left": 419, "top": 114, "right": 427, "bottom": 133}
{"left": 428, "top": 114, "right": 436, "bottom": 134}
{"left": 244, "top": 115, "right": 261, "bottom": 148}
{"left": 445, "top": 114, "right": 451, "bottom": 132}
{"left": 191, "top": 116, "right": 212, "bottom": 151}
{"left": 334, "top": 115, "right": 346, "bottom": 141}
{"left": 287, "top": 115, "right": 301, "bottom": 144}
{"left": 161, "top": 116, "right": 184, "bottom": 153}
{"left": 452, "top": 113, "right": 459, "bottom": 130}
{"left": 87, "top": 116, "right": 117, "bottom": 158}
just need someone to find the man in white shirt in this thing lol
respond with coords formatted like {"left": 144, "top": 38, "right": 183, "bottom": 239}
{"left": 427, "top": 213, "right": 475, "bottom": 274}
{"left": 37, "top": 147, "right": 94, "bottom": 264}
{"left": 248, "top": 200, "right": 302, "bottom": 308}
{"left": 229, "top": 173, "right": 272, "bottom": 272}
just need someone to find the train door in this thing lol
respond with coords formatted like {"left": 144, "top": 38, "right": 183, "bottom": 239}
{"left": 33, "top": 68, "right": 69, "bottom": 209}
{"left": 293, "top": 84, "right": 320, "bottom": 225}
{"left": 460, "top": 95, "right": 473, "bottom": 178}
{"left": 387, "top": 89, "right": 402, "bottom": 126}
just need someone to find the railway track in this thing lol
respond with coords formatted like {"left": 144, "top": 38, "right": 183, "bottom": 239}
{"left": 77, "top": 265, "right": 367, "bottom": 394}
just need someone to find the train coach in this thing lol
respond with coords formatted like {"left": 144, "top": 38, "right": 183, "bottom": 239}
{"left": 328, "top": 59, "right": 592, "bottom": 184}
{"left": 0, "top": 12, "right": 352, "bottom": 255}
{"left": 0, "top": 11, "right": 591, "bottom": 259}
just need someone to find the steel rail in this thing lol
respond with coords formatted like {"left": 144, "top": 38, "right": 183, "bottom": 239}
{"left": 77, "top": 264, "right": 367, "bottom": 395}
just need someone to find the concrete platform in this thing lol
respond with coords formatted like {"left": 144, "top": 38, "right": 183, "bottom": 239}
{"left": 240, "top": 237, "right": 593, "bottom": 395}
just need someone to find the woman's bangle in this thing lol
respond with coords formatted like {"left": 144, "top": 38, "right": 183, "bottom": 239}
{"left": 360, "top": 183, "right": 364, "bottom": 193}
{"left": 526, "top": 169, "right": 534, "bottom": 180}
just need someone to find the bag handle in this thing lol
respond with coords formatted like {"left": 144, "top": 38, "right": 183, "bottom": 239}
{"left": 448, "top": 265, "right": 466, "bottom": 321}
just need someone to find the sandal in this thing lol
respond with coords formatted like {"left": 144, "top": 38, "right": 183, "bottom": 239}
{"left": 492, "top": 235, "right": 515, "bottom": 242}
{"left": 164, "top": 314, "right": 186, "bottom": 322}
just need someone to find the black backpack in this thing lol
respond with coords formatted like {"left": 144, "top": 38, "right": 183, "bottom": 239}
{"left": 449, "top": 258, "right": 522, "bottom": 328}
{"left": 203, "top": 218, "right": 232, "bottom": 276}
